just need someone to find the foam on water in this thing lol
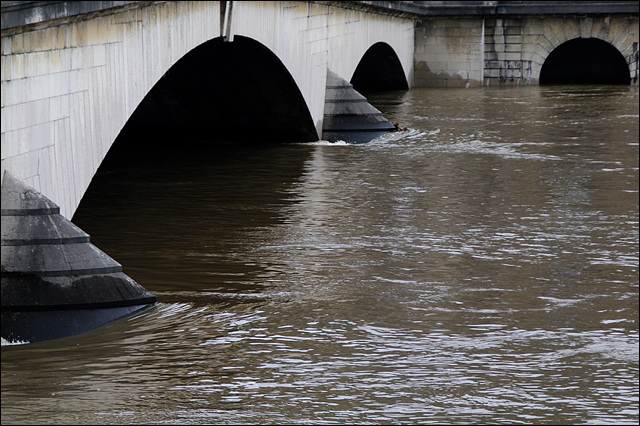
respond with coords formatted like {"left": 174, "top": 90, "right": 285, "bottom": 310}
{"left": 1, "top": 337, "right": 30, "bottom": 346}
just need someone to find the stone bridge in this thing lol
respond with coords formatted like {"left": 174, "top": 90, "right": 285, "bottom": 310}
{"left": 1, "top": 0, "right": 638, "bottom": 343}
{"left": 1, "top": 1, "right": 416, "bottom": 219}
{"left": 411, "top": 1, "right": 639, "bottom": 87}
{"left": 1, "top": 1, "right": 638, "bottom": 219}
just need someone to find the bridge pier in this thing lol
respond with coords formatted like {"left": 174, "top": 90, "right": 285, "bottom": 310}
{"left": 1, "top": 171, "right": 155, "bottom": 343}
{"left": 322, "top": 70, "right": 396, "bottom": 143}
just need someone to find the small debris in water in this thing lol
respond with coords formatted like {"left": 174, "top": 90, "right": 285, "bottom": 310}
{"left": 394, "top": 122, "right": 408, "bottom": 131}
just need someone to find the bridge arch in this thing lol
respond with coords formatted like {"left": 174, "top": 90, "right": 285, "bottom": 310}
{"left": 540, "top": 38, "right": 631, "bottom": 85}
{"left": 351, "top": 42, "right": 409, "bottom": 92}
{"left": 112, "top": 35, "right": 317, "bottom": 156}
{"left": 1, "top": 1, "right": 415, "bottom": 218}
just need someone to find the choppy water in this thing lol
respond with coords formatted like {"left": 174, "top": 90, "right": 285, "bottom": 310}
{"left": 2, "top": 86, "right": 638, "bottom": 424}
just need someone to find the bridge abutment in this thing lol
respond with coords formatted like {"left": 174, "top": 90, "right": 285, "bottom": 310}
{"left": 414, "top": 13, "right": 639, "bottom": 87}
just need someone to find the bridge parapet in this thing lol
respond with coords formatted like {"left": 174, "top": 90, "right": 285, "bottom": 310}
{"left": 1, "top": 1, "right": 145, "bottom": 34}
{"left": 333, "top": 1, "right": 639, "bottom": 17}
{"left": 3, "top": 1, "right": 638, "bottom": 33}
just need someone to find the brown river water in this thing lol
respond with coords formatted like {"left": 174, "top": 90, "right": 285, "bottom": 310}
{"left": 1, "top": 86, "right": 638, "bottom": 424}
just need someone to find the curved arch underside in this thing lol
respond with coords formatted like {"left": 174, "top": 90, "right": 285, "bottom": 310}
{"left": 351, "top": 42, "right": 409, "bottom": 92}
{"left": 116, "top": 36, "right": 318, "bottom": 151}
{"left": 540, "top": 38, "right": 631, "bottom": 85}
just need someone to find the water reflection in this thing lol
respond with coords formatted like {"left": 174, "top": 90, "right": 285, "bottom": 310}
{"left": 2, "top": 86, "right": 638, "bottom": 425}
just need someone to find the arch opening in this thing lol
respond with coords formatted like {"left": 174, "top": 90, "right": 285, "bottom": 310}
{"left": 350, "top": 42, "right": 408, "bottom": 93}
{"left": 539, "top": 38, "right": 630, "bottom": 85}
{"left": 103, "top": 36, "right": 317, "bottom": 167}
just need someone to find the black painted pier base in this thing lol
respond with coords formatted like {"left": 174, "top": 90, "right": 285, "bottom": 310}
{"left": 1, "top": 171, "right": 156, "bottom": 343}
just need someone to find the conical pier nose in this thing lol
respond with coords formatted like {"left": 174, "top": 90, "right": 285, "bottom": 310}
{"left": 1, "top": 171, "right": 156, "bottom": 343}
{"left": 322, "top": 70, "right": 396, "bottom": 143}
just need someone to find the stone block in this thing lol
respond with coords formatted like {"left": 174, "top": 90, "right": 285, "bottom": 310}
{"left": 566, "top": 20, "right": 582, "bottom": 41}
{"left": 36, "top": 147, "right": 55, "bottom": 198}
{"left": 610, "top": 20, "right": 632, "bottom": 43}
{"left": 107, "top": 22, "right": 119, "bottom": 43}
{"left": 34, "top": 51, "right": 49, "bottom": 76}
{"left": 52, "top": 26, "right": 67, "bottom": 50}
{"left": 47, "top": 50, "right": 71, "bottom": 74}
{"left": 580, "top": 17, "right": 594, "bottom": 38}
{"left": 1, "top": 215, "right": 89, "bottom": 246}
{"left": 11, "top": 34, "right": 24, "bottom": 54}
{"left": 33, "top": 123, "right": 54, "bottom": 152}
{"left": 86, "top": 19, "right": 100, "bottom": 45}
{"left": 528, "top": 50, "right": 547, "bottom": 65}
{"left": 505, "top": 35, "right": 522, "bottom": 45}
{"left": 484, "top": 68, "right": 501, "bottom": 78}
{"left": 71, "top": 21, "right": 88, "bottom": 46}
{"left": 543, "top": 23, "right": 563, "bottom": 46}
{"left": 70, "top": 46, "right": 83, "bottom": 70}
{"left": 505, "top": 52, "right": 523, "bottom": 61}
{"left": 8, "top": 103, "right": 22, "bottom": 131}
{"left": 0, "top": 132, "right": 17, "bottom": 159}
{"left": 524, "top": 33, "right": 548, "bottom": 51}
{"left": 1, "top": 37, "right": 11, "bottom": 55}
{"left": 427, "top": 41, "right": 451, "bottom": 54}
{"left": 589, "top": 18, "right": 608, "bottom": 40}
{"left": 30, "top": 30, "right": 54, "bottom": 52}
{"left": 484, "top": 51, "right": 498, "bottom": 61}
{"left": 48, "top": 95, "right": 69, "bottom": 122}
{"left": 26, "top": 98, "right": 51, "bottom": 129}
{"left": 93, "top": 45, "right": 106, "bottom": 67}
{"left": 504, "top": 19, "right": 524, "bottom": 31}
{"left": 1, "top": 56, "right": 10, "bottom": 81}
{"left": 523, "top": 19, "right": 545, "bottom": 36}
{"left": 22, "top": 75, "right": 44, "bottom": 101}
{"left": 23, "top": 52, "right": 39, "bottom": 78}
{"left": 2, "top": 80, "right": 17, "bottom": 107}
{"left": 505, "top": 44, "right": 522, "bottom": 53}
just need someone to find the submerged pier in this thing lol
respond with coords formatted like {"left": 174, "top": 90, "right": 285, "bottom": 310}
{"left": 1, "top": 172, "right": 155, "bottom": 343}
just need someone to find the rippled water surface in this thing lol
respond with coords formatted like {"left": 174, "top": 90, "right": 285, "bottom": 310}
{"left": 2, "top": 86, "right": 638, "bottom": 424}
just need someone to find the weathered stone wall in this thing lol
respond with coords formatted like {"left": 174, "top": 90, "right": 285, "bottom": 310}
{"left": 1, "top": 1, "right": 413, "bottom": 219}
{"left": 414, "top": 14, "right": 639, "bottom": 87}
{"left": 414, "top": 17, "right": 484, "bottom": 87}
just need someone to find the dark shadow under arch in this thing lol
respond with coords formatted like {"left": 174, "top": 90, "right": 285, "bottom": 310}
{"left": 351, "top": 42, "right": 408, "bottom": 93}
{"left": 540, "top": 38, "right": 630, "bottom": 85}
{"left": 107, "top": 36, "right": 317, "bottom": 164}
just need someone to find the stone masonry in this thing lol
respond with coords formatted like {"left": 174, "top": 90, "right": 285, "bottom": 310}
{"left": 414, "top": 14, "right": 639, "bottom": 87}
